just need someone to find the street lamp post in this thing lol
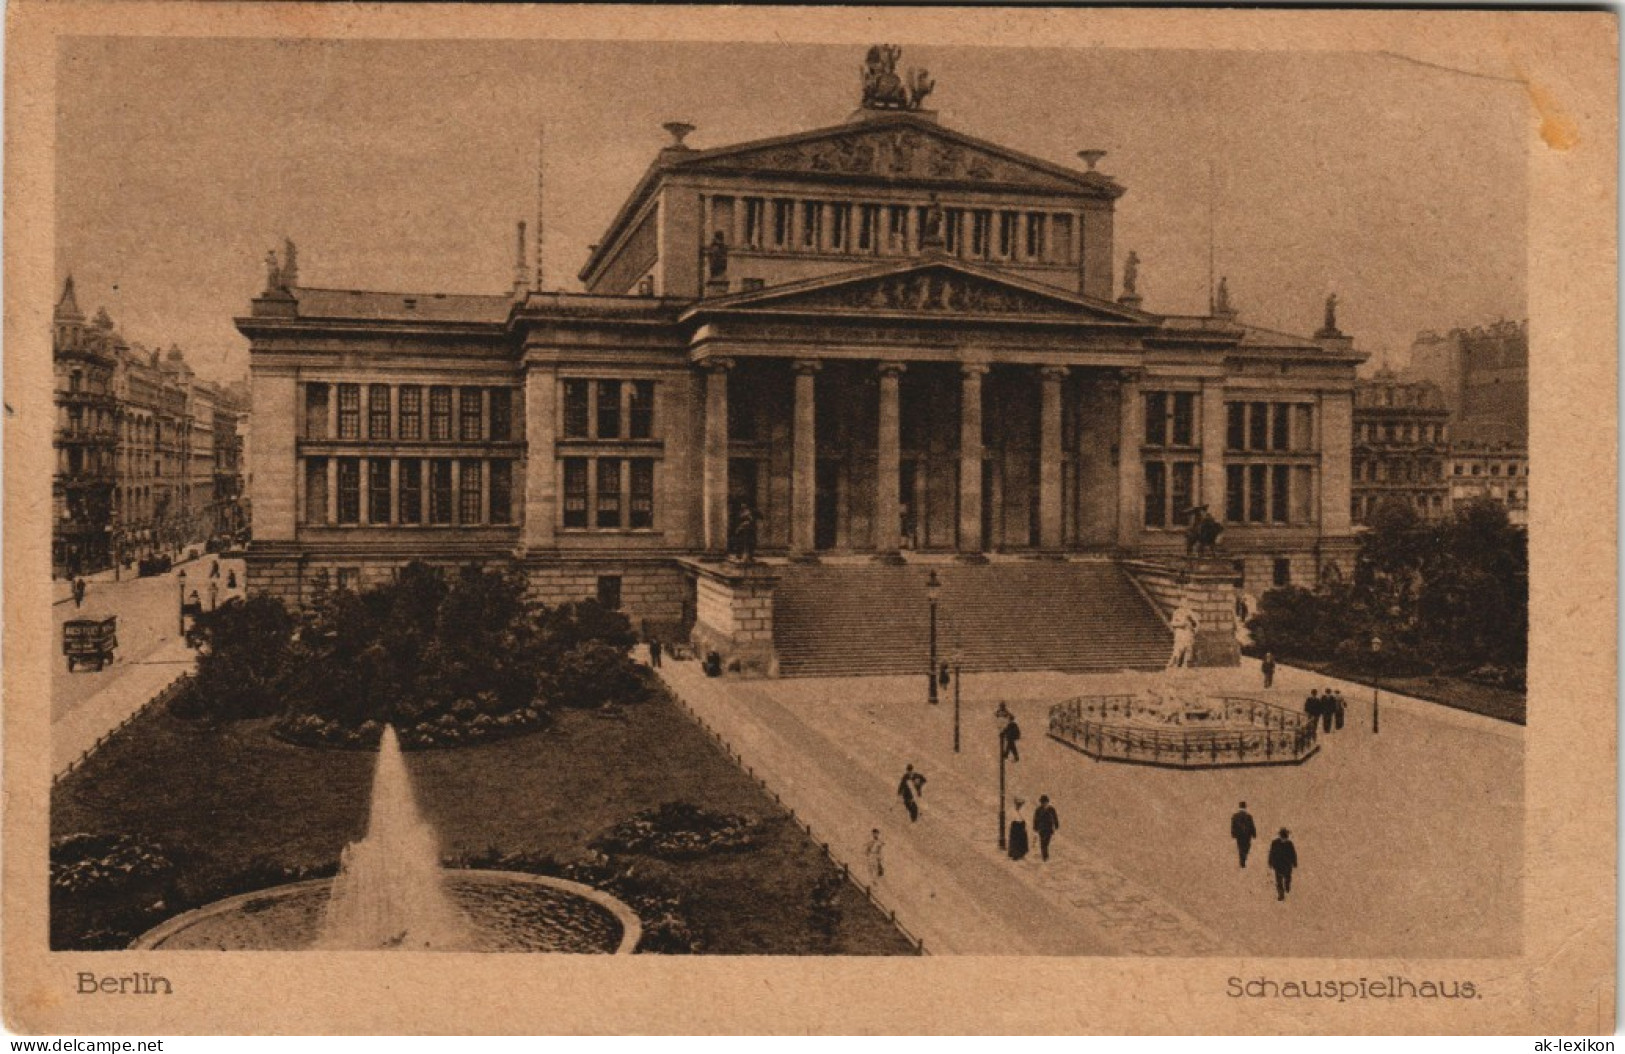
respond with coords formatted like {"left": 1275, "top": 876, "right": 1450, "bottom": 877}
{"left": 952, "top": 652, "right": 963, "bottom": 754}
{"left": 1369, "top": 634, "right": 1383, "bottom": 735}
{"left": 926, "top": 569, "right": 941, "bottom": 706}
{"left": 177, "top": 570, "right": 188, "bottom": 637}
{"left": 995, "top": 701, "right": 1012, "bottom": 849}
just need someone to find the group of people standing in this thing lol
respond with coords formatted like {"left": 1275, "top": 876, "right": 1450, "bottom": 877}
{"left": 1304, "top": 688, "right": 1348, "bottom": 733}
{"left": 1230, "top": 802, "right": 1301, "bottom": 902}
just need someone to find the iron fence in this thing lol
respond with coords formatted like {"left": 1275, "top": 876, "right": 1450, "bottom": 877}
{"left": 1048, "top": 693, "right": 1318, "bottom": 768}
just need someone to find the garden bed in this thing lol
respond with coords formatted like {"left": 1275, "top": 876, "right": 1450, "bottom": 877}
{"left": 1276, "top": 657, "right": 1526, "bottom": 725}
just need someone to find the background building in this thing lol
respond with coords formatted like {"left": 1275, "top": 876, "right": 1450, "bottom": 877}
{"left": 1448, "top": 441, "right": 1528, "bottom": 526}
{"left": 1351, "top": 369, "right": 1450, "bottom": 525}
{"left": 241, "top": 54, "right": 1367, "bottom": 673}
{"left": 1408, "top": 320, "right": 1527, "bottom": 447}
{"left": 52, "top": 277, "right": 249, "bottom": 576}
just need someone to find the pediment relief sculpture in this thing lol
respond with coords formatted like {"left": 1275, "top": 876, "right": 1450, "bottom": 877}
{"left": 701, "top": 128, "right": 1075, "bottom": 190}
{"left": 762, "top": 271, "right": 1095, "bottom": 318}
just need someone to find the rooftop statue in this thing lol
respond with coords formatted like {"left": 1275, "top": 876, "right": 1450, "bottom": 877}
{"left": 1122, "top": 251, "right": 1140, "bottom": 297}
{"left": 861, "top": 45, "right": 934, "bottom": 111}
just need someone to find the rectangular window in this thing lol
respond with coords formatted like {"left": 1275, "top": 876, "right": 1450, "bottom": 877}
{"left": 398, "top": 386, "right": 422, "bottom": 440}
{"left": 971, "top": 211, "right": 992, "bottom": 257}
{"left": 361, "top": 384, "right": 388, "bottom": 440}
{"left": 1292, "top": 465, "right": 1314, "bottom": 522}
{"left": 489, "top": 388, "right": 512, "bottom": 441}
{"left": 563, "top": 458, "right": 589, "bottom": 528}
{"left": 1171, "top": 392, "right": 1195, "bottom": 447}
{"left": 459, "top": 388, "right": 483, "bottom": 441}
{"left": 1248, "top": 464, "right": 1268, "bottom": 522}
{"left": 596, "top": 457, "right": 622, "bottom": 528}
{"left": 1051, "top": 214, "right": 1074, "bottom": 264}
{"left": 1248, "top": 402, "right": 1269, "bottom": 451}
{"left": 459, "top": 460, "right": 482, "bottom": 524}
{"left": 336, "top": 385, "right": 360, "bottom": 440}
{"left": 744, "top": 198, "right": 765, "bottom": 248}
{"left": 829, "top": 203, "right": 850, "bottom": 250}
{"left": 944, "top": 208, "right": 962, "bottom": 253}
{"left": 336, "top": 458, "right": 360, "bottom": 524}
{"left": 1271, "top": 405, "right": 1290, "bottom": 451}
{"left": 1273, "top": 558, "right": 1292, "bottom": 588}
{"left": 998, "top": 212, "right": 1018, "bottom": 257}
{"left": 629, "top": 381, "right": 655, "bottom": 439}
{"left": 1271, "top": 464, "right": 1290, "bottom": 523}
{"left": 627, "top": 457, "right": 656, "bottom": 529}
{"left": 1025, "top": 213, "right": 1046, "bottom": 259}
{"left": 428, "top": 459, "right": 453, "bottom": 524}
{"left": 489, "top": 460, "right": 512, "bottom": 525}
{"left": 429, "top": 387, "right": 452, "bottom": 441}
{"left": 563, "top": 380, "right": 590, "bottom": 438}
{"left": 597, "top": 576, "right": 622, "bottom": 611}
{"left": 305, "top": 457, "right": 328, "bottom": 523}
{"left": 1143, "top": 461, "right": 1167, "bottom": 527}
{"left": 398, "top": 459, "right": 422, "bottom": 524}
{"left": 1171, "top": 461, "right": 1195, "bottom": 519}
{"left": 305, "top": 383, "right": 329, "bottom": 440}
{"left": 1226, "top": 464, "right": 1245, "bottom": 522}
{"left": 801, "top": 201, "right": 822, "bottom": 248}
{"left": 773, "top": 199, "right": 794, "bottom": 247}
{"left": 858, "top": 204, "right": 879, "bottom": 251}
{"left": 1293, "top": 404, "right": 1314, "bottom": 451}
{"left": 885, "top": 206, "right": 908, "bottom": 252}
{"left": 336, "top": 567, "right": 360, "bottom": 593}
{"left": 1227, "top": 403, "right": 1246, "bottom": 451}
{"left": 1144, "top": 392, "right": 1168, "bottom": 447}
{"left": 596, "top": 380, "right": 622, "bottom": 438}
{"left": 368, "top": 459, "right": 390, "bottom": 524}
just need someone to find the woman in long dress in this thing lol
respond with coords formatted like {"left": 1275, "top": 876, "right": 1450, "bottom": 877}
{"left": 1008, "top": 798, "right": 1030, "bottom": 861}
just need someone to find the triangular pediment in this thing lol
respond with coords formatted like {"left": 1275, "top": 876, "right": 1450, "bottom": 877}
{"left": 692, "top": 259, "right": 1154, "bottom": 325}
{"left": 674, "top": 115, "right": 1118, "bottom": 197}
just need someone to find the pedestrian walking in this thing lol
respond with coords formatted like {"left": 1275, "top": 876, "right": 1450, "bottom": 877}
{"left": 207, "top": 580, "right": 220, "bottom": 611}
{"left": 1007, "top": 798, "right": 1030, "bottom": 861}
{"left": 1332, "top": 689, "right": 1346, "bottom": 731}
{"left": 1230, "top": 801, "right": 1257, "bottom": 868}
{"left": 865, "top": 828, "right": 885, "bottom": 884}
{"left": 1268, "top": 828, "right": 1298, "bottom": 901}
{"left": 1033, "top": 795, "right": 1060, "bottom": 861}
{"left": 1261, "top": 652, "right": 1276, "bottom": 689}
{"left": 71, "top": 577, "right": 87, "bottom": 609}
{"left": 226, "top": 569, "right": 238, "bottom": 589}
{"left": 209, "top": 560, "right": 220, "bottom": 579}
{"left": 897, "top": 764, "right": 926, "bottom": 822}
{"left": 1320, "top": 688, "right": 1335, "bottom": 733}
{"left": 1001, "top": 713, "right": 1022, "bottom": 762}
{"left": 1304, "top": 690, "right": 1322, "bottom": 732}
{"left": 649, "top": 638, "right": 663, "bottom": 669}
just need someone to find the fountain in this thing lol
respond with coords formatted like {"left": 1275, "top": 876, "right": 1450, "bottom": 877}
{"left": 132, "top": 727, "right": 642, "bottom": 953}
{"left": 318, "top": 726, "right": 475, "bottom": 950}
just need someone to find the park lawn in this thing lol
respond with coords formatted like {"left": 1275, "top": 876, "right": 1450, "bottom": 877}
{"left": 51, "top": 685, "right": 916, "bottom": 955}
{"left": 1279, "top": 657, "right": 1526, "bottom": 724}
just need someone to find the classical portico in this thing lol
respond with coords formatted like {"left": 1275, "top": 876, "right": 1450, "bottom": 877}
{"left": 687, "top": 258, "right": 1163, "bottom": 561}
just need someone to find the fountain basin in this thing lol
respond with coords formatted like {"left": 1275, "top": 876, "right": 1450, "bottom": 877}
{"left": 131, "top": 870, "right": 642, "bottom": 953}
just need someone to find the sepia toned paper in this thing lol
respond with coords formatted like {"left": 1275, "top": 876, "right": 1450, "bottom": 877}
{"left": 5, "top": 4, "right": 1616, "bottom": 1035}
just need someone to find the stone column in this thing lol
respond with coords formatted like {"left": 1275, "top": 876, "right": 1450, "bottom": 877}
{"left": 1038, "top": 366, "right": 1067, "bottom": 550}
{"left": 522, "top": 365, "right": 556, "bottom": 549}
{"left": 388, "top": 458, "right": 400, "bottom": 525}
{"left": 1116, "top": 370, "right": 1143, "bottom": 548}
{"left": 874, "top": 361, "right": 906, "bottom": 560}
{"left": 357, "top": 457, "right": 370, "bottom": 526}
{"left": 1200, "top": 380, "right": 1227, "bottom": 516}
{"left": 958, "top": 363, "right": 988, "bottom": 556}
{"left": 702, "top": 358, "right": 733, "bottom": 555}
{"left": 790, "top": 359, "right": 821, "bottom": 559}
{"left": 326, "top": 387, "right": 338, "bottom": 441}
{"left": 325, "top": 458, "right": 338, "bottom": 526}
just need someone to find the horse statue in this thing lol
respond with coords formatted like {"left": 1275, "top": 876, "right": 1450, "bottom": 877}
{"left": 1184, "top": 505, "right": 1224, "bottom": 558}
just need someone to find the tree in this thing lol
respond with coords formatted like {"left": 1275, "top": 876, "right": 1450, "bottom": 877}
{"left": 176, "top": 595, "right": 296, "bottom": 721}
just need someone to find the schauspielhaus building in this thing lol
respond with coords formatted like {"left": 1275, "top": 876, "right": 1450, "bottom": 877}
{"left": 241, "top": 50, "right": 1365, "bottom": 675}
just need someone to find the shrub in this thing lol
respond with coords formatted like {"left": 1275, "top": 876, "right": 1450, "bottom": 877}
{"left": 550, "top": 642, "right": 645, "bottom": 709}
{"left": 51, "top": 833, "right": 176, "bottom": 896}
{"left": 592, "top": 801, "right": 759, "bottom": 860}
{"left": 173, "top": 596, "right": 296, "bottom": 721}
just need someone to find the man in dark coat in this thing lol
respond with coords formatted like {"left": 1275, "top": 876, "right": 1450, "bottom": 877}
{"left": 1033, "top": 795, "right": 1060, "bottom": 861}
{"left": 897, "top": 764, "right": 926, "bottom": 822}
{"left": 1332, "top": 689, "right": 1346, "bottom": 731}
{"left": 1321, "top": 689, "right": 1336, "bottom": 733}
{"left": 1231, "top": 801, "right": 1258, "bottom": 868}
{"left": 1001, "top": 714, "right": 1022, "bottom": 762}
{"left": 648, "top": 638, "right": 663, "bottom": 669}
{"left": 1268, "top": 828, "right": 1298, "bottom": 901}
{"left": 1261, "top": 653, "right": 1276, "bottom": 689}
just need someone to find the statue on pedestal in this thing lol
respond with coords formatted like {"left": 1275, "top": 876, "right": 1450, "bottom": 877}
{"left": 919, "top": 193, "right": 945, "bottom": 249}
{"left": 705, "top": 231, "right": 729, "bottom": 280}
{"left": 1317, "top": 292, "right": 1342, "bottom": 337}
{"left": 1122, "top": 251, "right": 1140, "bottom": 298}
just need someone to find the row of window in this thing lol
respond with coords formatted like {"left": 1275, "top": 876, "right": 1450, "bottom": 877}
{"left": 1354, "top": 459, "right": 1445, "bottom": 483}
{"left": 1453, "top": 461, "right": 1523, "bottom": 477}
{"left": 1142, "top": 459, "right": 1316, "bottom": 527}
{"left": 1142, "top": 394, "right": 1318, "bottom": 454}
{"left": 304, "top": 384, "right": 516, "bottom": 443}
{"left": 722, "top": 195, "right": 1075, "bottom": 265}
{"left": 304, "top": 457, "right": 514, "bottom": 526}
{"left": 561, "top": 380, "right": 656, "bottom": 441}
{"left": 562, "top": 457, "right": 656, "bottom": 529}
{"left": 1356, "top": 420, "right": 1446, "bottom": 445}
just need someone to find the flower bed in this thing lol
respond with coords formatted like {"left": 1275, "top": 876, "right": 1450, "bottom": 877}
{"left": 591, "top": 802, "right": 760, "bottom": 861}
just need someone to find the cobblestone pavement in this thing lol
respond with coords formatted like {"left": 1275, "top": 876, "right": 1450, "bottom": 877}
{"left": 658, "top": 656, "right": 1522, "bottom": 958}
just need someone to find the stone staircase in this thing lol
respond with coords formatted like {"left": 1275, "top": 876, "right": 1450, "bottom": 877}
{"left": 772, "top": 560, "right": 1173, "bottom": 678}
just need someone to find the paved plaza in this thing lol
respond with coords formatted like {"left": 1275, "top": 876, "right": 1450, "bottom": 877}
{"left": 51, "top": 557, "right": 243, "bottom": 773}
{"left": 658, "top": 655, "right": 1522, "bottom": 957}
